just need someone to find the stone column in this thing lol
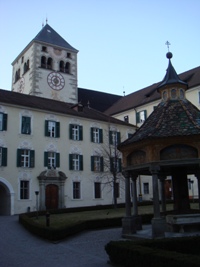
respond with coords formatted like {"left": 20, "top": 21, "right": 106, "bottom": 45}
{"left": 122, "top": 171, "right": 136, "bottom": 235}
{"left": 159, "top": 174, "right": 166, "bottom": 213}
{"left": 131, "top": 173, "right": 142, "bottom": 230}
{"left": 38, "top": 178, "right": 46, "bottom": 210}
{"left": 150, "top": 164, "right": 166, "bottom": 238}
{"left": 194, "top": 171, "right": 200, "bottom": 209}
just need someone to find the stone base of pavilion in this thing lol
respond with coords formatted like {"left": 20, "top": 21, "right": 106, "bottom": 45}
{"left": 122, "top": 215, "right": 142, "bottom": 235}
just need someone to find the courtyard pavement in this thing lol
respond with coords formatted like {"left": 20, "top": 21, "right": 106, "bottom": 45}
{"left": 0, "top": 216, "right": 122, "bottom": 267}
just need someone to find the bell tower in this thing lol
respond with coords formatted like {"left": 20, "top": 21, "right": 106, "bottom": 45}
{"left": 11, "top": 24, "right": 78, "bottom": 104}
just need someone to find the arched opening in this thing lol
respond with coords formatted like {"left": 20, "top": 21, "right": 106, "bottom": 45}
{"left": 0, "top": 178, "right": 14, "bottom": 215}
{"left": 60, "top": 61, "right": 64, "bottom": 72}
{"left": 47, "top": 57, "right": 53, "bottom": 69}
{"left": 65, "top": 62, "right": 70, "bottom": 74}
{"left": 41, "top": 56, "right": 46, "bottom": 68}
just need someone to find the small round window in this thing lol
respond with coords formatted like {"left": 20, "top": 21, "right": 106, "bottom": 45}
{"left": 171, "top": 88, "right": 177, "bottom": 99}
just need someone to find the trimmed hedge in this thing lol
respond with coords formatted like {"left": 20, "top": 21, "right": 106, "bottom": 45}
{"left": 105, "top": 239, "right": 200, "bottom": 267}
{"left": 19, "top": 210, "right": 153, "bottom": 241}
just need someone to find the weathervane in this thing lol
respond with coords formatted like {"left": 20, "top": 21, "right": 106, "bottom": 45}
{"left": 165, "top": 41, "right": 171, "bottom": 52}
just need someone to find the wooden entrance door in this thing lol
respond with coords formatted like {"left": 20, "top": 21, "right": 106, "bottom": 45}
{"left": 45, "top": 184, "right": 58, "bottom": 209}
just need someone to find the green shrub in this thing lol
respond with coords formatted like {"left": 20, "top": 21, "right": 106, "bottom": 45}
{"left": 105, "top": 239, "right": 200, "bottom": 267}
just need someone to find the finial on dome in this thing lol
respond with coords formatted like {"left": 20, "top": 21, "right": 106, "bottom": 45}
{"left": 165, "top": 41, "right": 173, "bottom": 59}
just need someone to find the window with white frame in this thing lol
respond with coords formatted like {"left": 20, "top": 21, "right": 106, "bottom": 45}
{"left": 136, "top": 110, "right": 147, "bottom": 123}
{"left": 110, "top": 157, "right": 122, "bottom": 173}
{"left": 0, "top": 113, "right": 7, "bottom": 131}
{"left": 44, "top": 151, "right": 60, "bottom": 169}
{"left": 91, "top": 127, "right": 103, "bottom": 143}
{"left": 21, "top": 116, "right": 31, "bottom": 135}
{"left": 69, "top": 154, "right": 83, "bottom": 171}
{"left": 17, "top": 149, "right": 35, "bottom": 168}
{"left": 69, "top": 124, "right": 83, "bottom": 141}
{"left": 20, "top": 180, "right": 29, "bottom": 199}
{"left": 73, "top": 182, "right": 81, "bottom": 199}
{"left": 45, "top": 120, "right": 60, "bottom": 138}
{"left": 94, "top": 182, "right": 101, "bottom": 199}
{"left": 91, "top": 156, "right": 104, "bottom": 172}
{"left": 109, "top": 131, "right": 121, "bottom": 145}
{"left": 143, "top": 183, "right": 149, "bottom": 194}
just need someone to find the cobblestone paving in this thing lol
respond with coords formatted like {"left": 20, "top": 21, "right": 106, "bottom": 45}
{"left": 0, "top": 216, "right": 122, "bottom": 267}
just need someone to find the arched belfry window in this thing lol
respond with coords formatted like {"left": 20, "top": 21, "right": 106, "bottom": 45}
{"left": 24, "top": 63, "right": 27, "bottom": 74}
{"left": 41, "top": 56, "right": 46, "bottom": 68}
{"left": 47, "top": 57, "right": 53, "bottom": 69}
{"left": 60, "top": 61, "right": 64, "bottom": 72}
{"left": 15, "top": 69, "right": 20, "bottom": 82}
{"left": 65, "top": 62, "right": 70, "bottom": 74}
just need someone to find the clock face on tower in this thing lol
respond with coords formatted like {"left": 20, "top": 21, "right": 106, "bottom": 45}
{"left": 17, "top": 77, "right": 25, "bottom": 93}
{"left": 47, "top": 72, "right": 65, "bottom": 90}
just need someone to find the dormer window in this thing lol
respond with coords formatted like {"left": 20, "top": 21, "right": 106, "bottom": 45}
{"left": 171, "top": 88, "right": 177, "bottom": 99}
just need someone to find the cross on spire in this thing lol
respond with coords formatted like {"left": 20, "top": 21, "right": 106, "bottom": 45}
{"left": 165, "top": 41, "right": 171, "bottom": 52}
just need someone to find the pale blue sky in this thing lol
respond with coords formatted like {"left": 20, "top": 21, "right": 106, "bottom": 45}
{"left": 0, "top": 0, "right": 200, "bottom": 95}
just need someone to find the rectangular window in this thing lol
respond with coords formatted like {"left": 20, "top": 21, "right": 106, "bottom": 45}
{"left": 45, "top": 121, "right": 60, "bottom": 138}
{"left": 0, "top": 113, "right": 7, "bottom": 131}
{"left": 20, "top": 180, "right": 29, "bottom": 199}
{"left": 114, "top": 182, "right": 120, "bottom": 198}
{"left": 109, "top": 131, "right": 121, "bottom": 145}
{"left": 69, "top": 154, "right": 83, "bottom": 171}
{"left": 0, "top": 147, "right": 7, "bottom": 167}
{"left": 136, "top": 110, "right": 147, "bottom": 123}
{"left": 110, "top": 157, "right": 122, "bottom": 173}
{"left": 91, "top": 156, "right": 104, "bottom": 172}
{"left": 17, "top": 149, "right": 35, "bottom": 168}
{"left": 143, "top": 183, "right": 149, "bottom": 194}
{"left": 91, "top": 128, "right": 103, "bottom": 143}
{"left": 73, "top": 182, "right": 81, "bottom": 199}
{"left": 69, "top": 124, "right": 83, "bottom": 141}
{"left": 94, "top": 182, "right": 101, "bottom": 199}
{"left": 21, "top": 116, "right": 31, "bottom": 134}
{"left": 44, "top": 152, "right": 60, "bottom": 169}
{"left": 124, "top": 115, "right": 129, "bottom": 123}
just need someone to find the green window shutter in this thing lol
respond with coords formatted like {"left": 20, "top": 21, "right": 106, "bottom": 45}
{"left": 45, "top": 121, "right": 49, "bottom": 136}
{"left": 29, "top": 150, "right": 35, "bottom": 168}
{"left": 136, "top": 112, "right": 140, "bottom": 124}
{"left": 144, "top": 110, "right": 147, "bottom": 120}
{"left": 56, "top": 153, "right": 60, "bottom": 168}
{"left": 56, "top": 122, "right": 60, "bottom": 137}
{"left": 44, "top": 152, "right": 48, "bottom": 167}
{"left": 91, "top": 128, "right": 94, "bottom": 142}
{"left": 17, "top": 149, "right": 22, "bottom": 167}
{"left": 2, "top": 147, "right": 7, "bottom": 166}
{"left": 69, "top": 154, "right": 73, "bottom": 170}
{"left": 79, "top": 126, "right": 83, "bottom": 140}
{"left": 100, "top": 157, "right": 104, "bottom": 172}
{"left": 110, "top": 157, "right": 113, "bottom": 172}
{"left": 2, "top": 114, "right": 7, "bottom": 131}
{"left": 117, "top": 132, "right": 121, "bottom": 145}
{"left": 79, "top": 155, "right": 83, "bottom": 170}
{"left": 118, "top": 158, "right": 122, "bottom": 172}
{"left": 99, "top": 129, "right": 103, "bottom": 143}
{"left": 69, "top": 124, "right": 73, "bottom": 139}
{"left": 91, "top": 156, "right": 94, "bottom": 171}
{"left": 109, "top": 131, "right": 113, "bottom": 145}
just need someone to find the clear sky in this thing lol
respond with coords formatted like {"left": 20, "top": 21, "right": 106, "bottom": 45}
{"left": 1, "top": 0, "right": 200, "bottom": 96}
